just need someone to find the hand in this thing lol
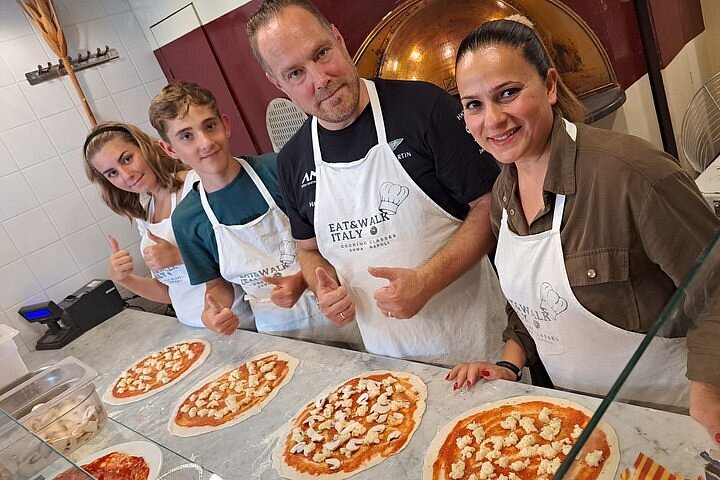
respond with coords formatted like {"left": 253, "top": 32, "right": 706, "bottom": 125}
{"left": 142, "top": 231, "right": 182, "bottom": 271}
{"left": 315, "top": 267, "right": 355, "bottom": 326}
{"left": 689, "top": 380, "right": 720, "bottom": 444}
{"left": 262, "top": 272, "right": 306, "bottom": 308}
{"left": 446, "top": 362, "right": 517, "bottom": 390}
{"left": 368, "top": 266, "right": 432, "bottom": 319}
{"left": 107, "top": 235, "right": 134, "bottom": 282}
{"left": 201, "top": 293, "right": 239, "bottom": 336}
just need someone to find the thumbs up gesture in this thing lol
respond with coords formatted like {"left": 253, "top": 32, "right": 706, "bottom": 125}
{"left": 369, "top": 266, "right": 430, "bottom": 319}
{"left": 107, "top": 235, "right": 134, "bottom": 282}
{"left": 142, "top": 231, "right": 182, "bottom": 271}
{"left": 261, "top": 271, "right": 306, "bottom": 308}
{"left": 315, "top": 267, "right": 355, "bottom": 326}
{"left": 201, "top": 293, "right": 239, "bottom": 336}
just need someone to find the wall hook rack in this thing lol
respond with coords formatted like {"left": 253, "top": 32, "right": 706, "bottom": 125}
{"left": 25, "top": 46, "right": 119, "bottom": 85}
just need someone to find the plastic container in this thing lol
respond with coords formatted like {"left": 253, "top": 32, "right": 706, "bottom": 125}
{"left": 0, "top": 356, "right": 107, "bottom": 456}
{"left": 0, "top": 324, "right": 28, "bottom": 391}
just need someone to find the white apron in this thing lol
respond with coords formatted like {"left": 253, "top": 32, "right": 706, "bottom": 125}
{"left": 138, "top": 171, "right": 254, "bottom": 329}
{"left": 495, "top": 119, "right": 689, "bottom": 408}
{"left": 198, "top": 157, "right": 362, "bottom": 345}
{"left": 313, "top": 79, "right": 505, "bottom": 366}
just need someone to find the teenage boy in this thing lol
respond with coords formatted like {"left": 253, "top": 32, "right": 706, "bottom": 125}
{"left": 149, "top": 81, "right": 362, "bottom": 346}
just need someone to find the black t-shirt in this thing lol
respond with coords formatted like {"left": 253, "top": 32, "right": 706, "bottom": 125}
{"left": 277, "top": 78, "right": 500, "bottom": 240}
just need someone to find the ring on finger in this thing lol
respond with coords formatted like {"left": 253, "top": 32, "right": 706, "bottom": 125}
{"left": 386, "top": 311, "right": 394, "bottom": 318}
{"left": 339, "top": 311, "right": 346, "bottom": 320}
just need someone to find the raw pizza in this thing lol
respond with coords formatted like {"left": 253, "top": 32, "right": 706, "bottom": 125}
{"left": 273, "top": 370, "right": 427, "bottom": 480}
{"left": 169, "top": 351, "right": 298, "bottom": 437}
{"left": 103, "top": 339, "right": 210, "bottom": 405}
{"left": 423, "top": 395, "right": 619, "bottom": 480}
{"left": 53, "top": 451, "right": 149, "bottom": 480}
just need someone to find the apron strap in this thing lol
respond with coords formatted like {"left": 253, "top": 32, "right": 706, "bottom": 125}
{"left": 197, "top": 177, "right": 221, "bottom": 228}
{"left": 551, "top": 194, "right": 566, "bottom": 231}
{"left": 236, "top": 157, "right": 278, "bottom": 209}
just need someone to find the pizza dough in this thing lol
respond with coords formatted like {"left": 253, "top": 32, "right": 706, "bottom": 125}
{"left": 103, "top": 339, "right": 211, "bottom": 405}
{"left": 273, "top": 370, "right": 427, "bottom": 480}
{"left": 423, "top": 395, "right": 619, "bottom": 480}
{"left": 168, "top": 351, "right": 299, "bottom": 437}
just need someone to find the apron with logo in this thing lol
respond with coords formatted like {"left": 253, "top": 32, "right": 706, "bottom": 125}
{"left": 312, "top": 79, "right": 505, "bottom": 366}
{"left": 495, "top": 119, "right": 689, "bottom": 407}
{"left": 198, "top": 157, "right": 362, "bottom": 345}
{"left": 139, "top": 171, "right": 254, "bottom": 329}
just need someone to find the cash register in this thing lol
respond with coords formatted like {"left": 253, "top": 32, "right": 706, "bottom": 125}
{"left": 18, "top": 279, "right": 124, "bottom": 350}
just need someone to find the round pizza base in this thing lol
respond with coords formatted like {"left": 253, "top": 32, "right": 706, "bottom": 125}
{"left": 168, "top": 351, "right": 299, "bottom": 437}
{"left": 102, "top": 339, "right": 211, "bottom": 406}
{"left": 272, "top": 370, "right": 427, "bottom": 480}
{"left": 422, "top": 395, "right": 619, "bottom": 480}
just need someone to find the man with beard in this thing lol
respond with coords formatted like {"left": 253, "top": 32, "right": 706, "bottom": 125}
{"left": 246, "top": 0, "right": 508, "bottom": 369}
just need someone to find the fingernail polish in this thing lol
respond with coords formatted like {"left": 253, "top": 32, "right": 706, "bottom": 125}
{"left": 481, "top": 370, "right": 490, "bottom": 377}
{"left": 444, "top": 373, "right": 450, "bottom": 380}
{"left": 466, "top": 380, "right": 472, "bottom": 388}
{"left": 715, "top": 432, "right": 720, "bottom": 443}
{"left": 453, "top": 382, "right": 458, "bottom": 390}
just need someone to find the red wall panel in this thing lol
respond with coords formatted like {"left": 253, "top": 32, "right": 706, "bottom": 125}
{"left": 154, "top": 27, "right": 259, "bottom": 155}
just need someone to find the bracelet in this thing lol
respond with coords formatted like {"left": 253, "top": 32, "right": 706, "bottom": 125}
{"left": 495, "top": 361, "right": 522, "bottom": 381}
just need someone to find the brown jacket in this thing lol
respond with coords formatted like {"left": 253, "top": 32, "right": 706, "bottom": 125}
{"left": 491, "top": 115, "right": 720, "bottom": 386}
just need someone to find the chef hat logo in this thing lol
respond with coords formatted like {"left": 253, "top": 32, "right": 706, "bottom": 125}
{"left": 538, "top": 282, "right": 567, "bottom": 324}
{"left": 279, "top": 240, "right": 297, "bottom": 267}
{"left": 378, "top": 182, "right": 409, "bottom": 215}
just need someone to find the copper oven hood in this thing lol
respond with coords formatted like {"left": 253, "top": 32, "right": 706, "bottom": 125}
{"left": 353, "top": 0, "right": 626, "bottom": 122}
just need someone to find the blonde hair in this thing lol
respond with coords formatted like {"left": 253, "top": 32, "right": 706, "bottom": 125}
{"left": 83, "top": 122, "right": 188, "bottom": 220}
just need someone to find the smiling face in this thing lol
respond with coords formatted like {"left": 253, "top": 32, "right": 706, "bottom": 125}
{"left": 90, "top": 138, "right": 157, "bottom": 194}
{"left": 456, "top": 44, "right": 558, "bottom": 167}
{"left": 256, "top": 5, "right": 362, "bottom": 130}
{"left": 159, "top": 103, "right": 233, "bottom": 177}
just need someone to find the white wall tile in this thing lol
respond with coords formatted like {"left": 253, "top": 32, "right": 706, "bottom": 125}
{"left": 137, "top": 122, "right": 159, "bottom": 138}
{"left": 128, "top": 44, "right": 164, "bottom": 83}
{"left": 1, "top": 121, "right": 56, "bottom": 168}
{"left": 0, "top": 139, "right": 18, "bottom": 177}
{"left": 45, "top": 191, "right": 96, "bottom": 237}
{"left": 58, "top": 0, "right": 109, "bottom": 25}
{"left": 45, "top": 273, "right": 88, "bottom": 303}
{"left": 0, "top": 226, "right": 21, "bottom": 267}
{"left": 3, "top": 207, "right": 60, "bottom": 256}
{"left": 65, "top": 224, "right": 109, "bottom": 269}
{"left": 41, "top": 108, "right": 89, "bottom": 154}
{"left": 61, "top": 148, "right": 91, "bottom": 188}
{"left": 62, "top": 68, "right": 110, "bottom": 106}
{"left": 0, "top": 259, "right": 43, "bottom": 310}
{"left": 90, "top": 96, "right": 122, "bottom": 122}
{"left": 80, "top": 183, "right": 113, "bottom": 220}
{"left": 0, "top": 172, "right": 38, "bottom": 221}
{"left": 0, "top": 84, "right": 36, "bottom": 131}
{"left": 0, "top": 55, "right": 14, "bottom": 87}
{"left": 0, "top": 2, "right": 34, "bottom": 42}
{"left": 103, "top": 0, "right": 132, "bottom": 15}
{"left": 100, "top": 215, "right": 141, "bottom": 248}
{"left": 25, "top": 241, "right": 80, "bottom": 289}
{"left": 114, "top": 85, "right": 150, "bottom": 124}
{"left": 23, "top": 157, "right": 76, "bottom": 204}
{"left": 111, "top": 12, "right": 148, "bottom": 51}
{"left": 144, "top": 78, "right": 167, "bottom": 99}
{"left": 97, "top": 48, "right": 142, "bottom": 94}
{"left": 63, "top": 17, "right": 121, "bottom": 54}
{"left": 0, "top": 34, "right": 51, "bottom": 83}
{"left": 20, "top": 79, "right": 75, "bottom": 120}
{"left": 82, "top": 258, "right": 110, "bottom": 282}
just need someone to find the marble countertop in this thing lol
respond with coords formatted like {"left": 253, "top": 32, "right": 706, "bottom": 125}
{"left": 21, "top": 309, "right": 712, "bottom": 479}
